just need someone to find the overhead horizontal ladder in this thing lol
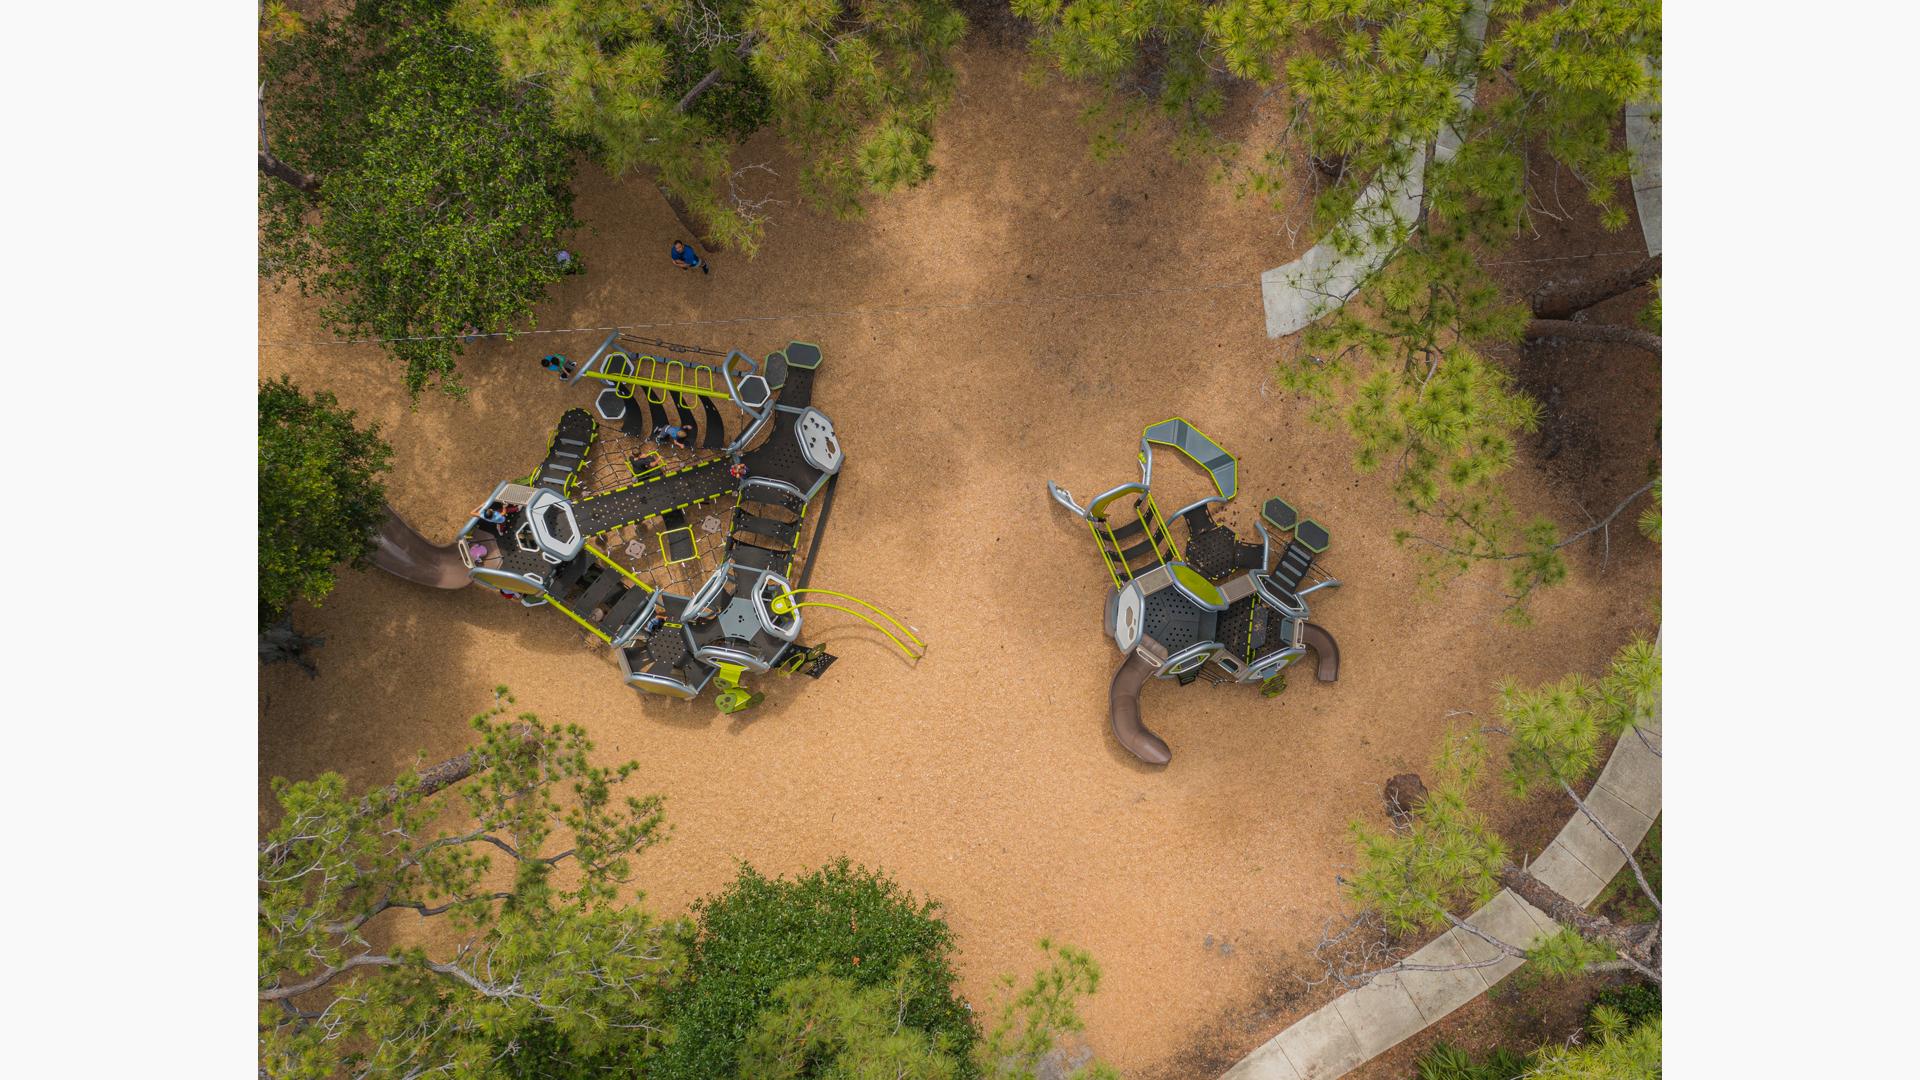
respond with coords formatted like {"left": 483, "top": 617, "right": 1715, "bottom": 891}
{"left": 583, "top": 352, "right": 731, "bottom": 401}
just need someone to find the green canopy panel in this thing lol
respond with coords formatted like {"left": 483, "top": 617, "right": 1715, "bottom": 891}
{"left": 1143, "top": 418, "right": 1237, "bottom": 500}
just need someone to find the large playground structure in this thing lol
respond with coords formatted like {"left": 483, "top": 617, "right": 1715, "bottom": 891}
{"left": 1048, "top": 420, "right": 1342, "bottom": 765}
{"left": 372, "top": 334, "right": 923, "bottom": 713}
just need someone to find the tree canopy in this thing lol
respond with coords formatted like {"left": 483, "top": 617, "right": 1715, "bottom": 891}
{"left": 257, "top": 376, "right": 392, "bottom": 626}
{"left": 260, "top": 1, "right": 580, "bottom": 394}
{"left": 1014, "top": 0, "right": 1661, "bottom": 618}
{"left": 453, "top": 0, "right": 969, "bottom": 253}
{"left": 258, "top": 694, "right": 681, "bottom": 1079}
{"left": 654, "top": 858, "right": 979, "bottom": 1079}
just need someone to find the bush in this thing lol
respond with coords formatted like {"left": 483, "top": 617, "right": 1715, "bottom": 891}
{"left": 257, "top": 376, "right": 391, "bottom": 624}
{"left": 1415, "top": 1041, "right": 1533, "bottom": 1080}
{"left": 654, "top": 858, "right": 979, "bottom": 1080}
{"left": 1587, "top": 980, "right": 1661, "bottom": 1036}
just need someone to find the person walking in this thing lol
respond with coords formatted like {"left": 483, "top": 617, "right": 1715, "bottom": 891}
{"left": 670, "top": 241, "right": 710, "bottom": 276}
{"left": 541, "top": 354, "right": 577, "bottom": 379}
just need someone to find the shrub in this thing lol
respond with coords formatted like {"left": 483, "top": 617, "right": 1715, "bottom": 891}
{"left": 1415, "top": 1041, "right": 1533, "bottom": 1080}
{"left": 257, "top": 376, "right": 391, "bottom": 624}
{"left": 654, "top": 858, "right": 978, "bottom": 1079}
{"left": 1587, "top": 981, "right": 1662, "bottom": 1037}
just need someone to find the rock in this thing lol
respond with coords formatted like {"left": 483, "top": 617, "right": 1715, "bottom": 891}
{"left": 1384, "top": 773, "right": 1429, "bottom": 827}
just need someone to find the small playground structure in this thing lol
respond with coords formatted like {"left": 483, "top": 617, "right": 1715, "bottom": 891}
{"left": 1047, "top": 419, "right": 1341, "bottom": 765}
{"left": 374, "top": 334, "right": 923, "bottom": 714}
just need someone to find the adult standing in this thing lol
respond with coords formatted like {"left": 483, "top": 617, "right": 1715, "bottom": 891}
{"left": 670, "top": 241, "right": 710, "bottom": 276}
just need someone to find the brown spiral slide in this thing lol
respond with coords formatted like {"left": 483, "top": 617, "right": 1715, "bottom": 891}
{"left": 370, "top": 506, "right": 472, "bottom": 590}
{"left": 1301, "top": 622, "right": 1340, "bottom": 682}
{"left": 1109, "top": 651, "right": 1171, "bottom": 765}
{"left": 1108, "top": 621, "right": 1340, "bottom": 766}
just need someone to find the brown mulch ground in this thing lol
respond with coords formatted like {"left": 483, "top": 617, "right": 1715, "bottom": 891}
{"left": 257, "top": 42, "right": 1659, "bottom": 1075}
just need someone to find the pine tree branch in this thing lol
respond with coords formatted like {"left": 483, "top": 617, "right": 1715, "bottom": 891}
{"left": 324, "top": 890, "right": 517, "bottom": 935}
{"left": 1523, "top": 318, "right": 1662, "bottom": 357}
{"left": 261, "top": 952, "right": 526, "bottom": 1003}
{"left": 675, "top": 36, "right": 758, "bottom": 114}
{"left": 1441, "top": 910, "right": 1530, "bottom": 960}
{"left": 258, "top": 81, "right": 322, "bottom": 195}
{"left": 1497, "top": 864, "right": 1660, "bottom": 983}
{"left": 1559, "top": 779, "right": 1661, "bottom": 913}
{"left": 1530, "top": 254, "right": 1661, "bottom": 319}
{"left": 1408, "top": 480, "right": 1656, "bottom": 562}
{"left": 367, "top": 723, "right": 541, "bottom": 810}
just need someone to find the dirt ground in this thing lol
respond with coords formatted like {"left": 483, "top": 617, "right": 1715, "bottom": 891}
{"left": 257, "top": 43, "right": 1660, "bottom": 1076}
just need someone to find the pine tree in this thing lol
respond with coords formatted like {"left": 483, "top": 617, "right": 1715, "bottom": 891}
{"left": 1526, "top": 1009, "right": 1660, "bottom": 1079}
{"left": 1015, "top": 1, "right": 1661, "bottom": 618}
{"left": 259, "top": 1, "right": 580, "bottom": 394}
{"left": 259, "top": 693, "right": 684, "bottom": 1079}
{"left": 739, "top": 942, "right": 1116, "bottom": 1079}
{"left": 1342, "top": 636, "right": 1662, "bottom": 984}
{"left": 453, "top": 0, "right": 969, "bottom": 254}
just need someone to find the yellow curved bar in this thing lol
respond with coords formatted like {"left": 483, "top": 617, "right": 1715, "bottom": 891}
{"left": 785, "top": 601, "right": 924, "bottom": 659}
{"left": 778, "top": 589, "right": 925, "bottom": 647}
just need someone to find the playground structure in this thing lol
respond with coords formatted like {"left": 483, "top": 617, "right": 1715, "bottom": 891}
{"left": 373, "top": 334, "right": 923, "bottom": 713}
{"left": 1047, "top": 419, "right": 1342, "bottom": 765}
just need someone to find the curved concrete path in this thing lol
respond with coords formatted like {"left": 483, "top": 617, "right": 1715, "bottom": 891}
{"left": 1625, "top": 58, "right": 1662, "bottom": 257}
{"left": 1261, "top": 7, "right": 1665, "bottom": 337}
{"left": 1260, "top": 4, "right": 1489, "bottom": 338}
{"left": 1220, "top": 635, "right": 1661, "bottom": 1080}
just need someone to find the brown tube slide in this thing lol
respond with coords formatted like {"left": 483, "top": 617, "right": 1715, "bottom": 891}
{"left": 371, "top": 506, "right": 472, "bottom": 589}
{"left": 1301, "top": 622, "right": 1340, "bottom": 682}
{"left": 1110, "top": 650, "right": 1171, "bottom": 765}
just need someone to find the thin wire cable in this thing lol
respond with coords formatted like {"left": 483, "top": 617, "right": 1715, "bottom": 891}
{"left": 260, "top": 249, "right": 1650, "bottom": 350}
{"left": 262, "top": 279, "right": 1266, "bottom": 349}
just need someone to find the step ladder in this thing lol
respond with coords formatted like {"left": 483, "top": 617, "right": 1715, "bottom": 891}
{"left": 535, "top": 409, "right": 597, "bottom": 493}
{"left": 1090, "top": 494, "right": 1183, "bottom": 589}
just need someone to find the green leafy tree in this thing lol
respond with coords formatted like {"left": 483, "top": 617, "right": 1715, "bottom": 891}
{"left": 259, "top": 692, "right": 684, "bottom": 1079}
{"left": 654, "top": 858, "right": 977, "bottom": 1078}
{"left": 1341, "top": 636, "right": 1661, "bottom": 985}
{"left": 454, "top": 0, "right": 967, "bottom": 254}
{"left": 258, "top": 376, "right": 392, "bottom": 639}
{"left": 260, "top": 1, "right": 580, "bottom": 394}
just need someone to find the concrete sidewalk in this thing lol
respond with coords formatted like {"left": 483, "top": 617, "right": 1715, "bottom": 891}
{"left": 1220, "top": 639, "right": 1661, "bottom": 1080}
